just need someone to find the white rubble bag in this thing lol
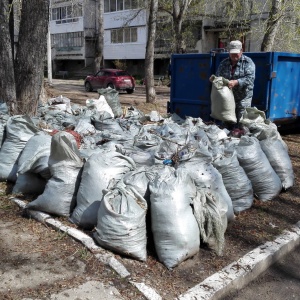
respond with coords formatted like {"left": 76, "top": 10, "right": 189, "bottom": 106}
{"left": 13, "top": 131, "right": 52, "bottom": 195}
{"left": 94, "top": 183, "right": 148, "bottom": 261}
{"left": 0, "top": 115, "right": 40, "bottom": 182}
{"left": 16, "top": 131, "right": 52, "bottom": 179}
{"left": 210, "top": 76, "right": 236, "bottom": 123}
{"left": 178, "top": 152, "right": 234, "bottom": 222}
{"left": 236, "top": 136, "right": 282, "bottom": 201}
{"left": 86, "top": 95, "right": 114, "bottom": 118}
{"left": 26, "top": 131, "right": 83, "bottom": 216}
{"left": 98, "top": 87, "right": 123, "bottom": 118}
{"left": 70, "top": 150, "right": 136, "bottom": 229}
{"left": 260, "top": 135, "right": 294, "bottom": 190}
{"left": 120, "top": 167, "right": 156, "bottom": 204}
{"left": 213, "top": 150, "right": 254, "bottom": 213}
{"left": 149, "top": 166, "right": 200, "bottom": 269}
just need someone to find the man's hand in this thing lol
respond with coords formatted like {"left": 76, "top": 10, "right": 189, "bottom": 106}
{"left": 209, "top": 75, "right": 215, "bottom": 82}
{"left": 228, "top": 80, "right": 239, "bottom": 89}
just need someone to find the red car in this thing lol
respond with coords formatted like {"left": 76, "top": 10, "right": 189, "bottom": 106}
{"left": 84, "top": 68, "right": 135, "bottom": 94}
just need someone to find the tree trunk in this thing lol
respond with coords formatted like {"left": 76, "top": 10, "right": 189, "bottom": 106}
{"left": 0, "top": 0, "right": 17, "bottom": 113}
{"left": 14, "top": 0, "right": 49, "bottom": 116}
{"left": 173, "top": 0, "right": 191, "bottom": 53}
{"left": 261, "top": 0, "right": 284, "bottom": 52}
{"left": 95, "top": 0, "right": 104, "bottom": 72}
{"left": 145, "top": 0, "right": 158, "bottom": 103}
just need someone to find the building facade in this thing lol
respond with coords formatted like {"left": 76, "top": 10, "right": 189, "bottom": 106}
{"left": 49, "top": 0, "right": 299, "bottom": 79}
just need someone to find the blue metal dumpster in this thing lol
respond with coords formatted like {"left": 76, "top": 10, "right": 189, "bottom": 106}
{"left": 168, "top": 52, "right": 300, "bottom": 125}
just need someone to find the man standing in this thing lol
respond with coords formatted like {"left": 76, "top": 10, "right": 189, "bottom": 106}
{"left": 215, "top": 40, "right": 255, "bottom": 126}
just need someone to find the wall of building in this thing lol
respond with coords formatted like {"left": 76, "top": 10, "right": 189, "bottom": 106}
{"left": 103, "top": 9, "right": 147, "bottom": 60}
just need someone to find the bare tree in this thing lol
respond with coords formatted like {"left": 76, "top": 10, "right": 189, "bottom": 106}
{"left": 14, "top": 0, "right": 49, "bottom": 116}
{"left": 158, "top": 0, "right": 200, "bottom": 54}
{"left": 0, "top": 0, "right": 17, "bottom": 112}
{"left": 145, "top": 0, "right": 158, "bottom": 103}
{"left": 0, "top": 0, "right": 49, "bottom": 115}
{"left": 261, "top": 0, "right": 285, "bottom": 51}
{"left": 95, "top": 0, "right": 104, "bottom": 71}
{"left": 172, "top": 0, "right": 193, "bottom": 53}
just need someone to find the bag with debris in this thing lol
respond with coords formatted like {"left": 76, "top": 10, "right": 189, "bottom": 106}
{"left": 91, "top": 111, "right": 123, "bottom": 133}
{"left": 178, "top": 152, "right": 234, "bottom": 222}
{"left": 94, "top": 183, "right": 148, "bottom": 261}
{"left": 74, "top": 119, "right": 96, "bottom": 136}
{"left": 48, "top": 95, "right": 72, "bottom": 114}
{"left": 70, "top": 150, "right": 136, "bottom": 229}
{"left": 26, "top": 131, "right": 83, "bottom": 216}
{"left": 239, "top": 106, "right": 266, "bottom": 127}
{"left": 16, "top": 131, "right": 52, "bottom": 179}
{"left": 0, "top": 115, "right": 40, "bottom": 182}
{"left": 260, "top": 135, "right": 294, "bottom": 190}
{"left": 86, "top": 95, "right": 114, "bottom": 118}
{"left": 149, "top": 166, "right": 200, "bottom": 269}
{"left": 133, "top": 126, "right": 162, "bottom": 153}
{"left": 115, "top": 144, "right": 155, "bottom": 167}
{"left": 210, "top": 76, "right": 236, "bottom": 123}
{"left": 236, "top": 136, "right": 282, "bottom": 201}
{"left": 12, "top": 132, "right": 52, "bottom": 195}
{"left": 98, "top": 87, "right": 123, "bottom": 118}
{"left": 213, "top": 150, "right": 253, "bottom": 213}
{"left": 120, "top": 167, "right": 157, "bottom": 204}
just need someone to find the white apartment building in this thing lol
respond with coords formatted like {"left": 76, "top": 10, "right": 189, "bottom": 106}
{"left": 50, "top": 0, "right": 297, "bottom": 78}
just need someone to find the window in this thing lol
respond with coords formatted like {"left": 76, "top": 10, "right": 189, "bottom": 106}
{"left": 104, "top": 0, "right": 141, "bottom": 12}
{"left": 111, "top": 27, "right": 138, "bottom": 43}
{"left": 51, "top": 4, "right": 82, "bottom": 24}
{"left": 51, "top": 32, "right": 83, "bottom": 49}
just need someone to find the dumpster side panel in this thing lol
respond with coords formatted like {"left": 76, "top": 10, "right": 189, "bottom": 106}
{"left": 169, "top": 52, "right": 300, "bottom": 125}
{"left": 169, "top": 54, "right": 213, "bottom": 120}
{"left": 268, "top": 52, "right": 300, "bottom": 122}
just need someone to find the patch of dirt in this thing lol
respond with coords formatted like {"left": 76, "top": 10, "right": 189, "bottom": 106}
{"left": 1, "top": 79, "right": 300, "bottom": 299}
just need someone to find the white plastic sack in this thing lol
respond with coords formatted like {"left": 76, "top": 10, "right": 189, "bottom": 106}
{"left": 213, "top": 150, "right": 253, "bottom": 213}
{"left": 70, "top": 150, "right": 136, "bottom": 229}
{"left": 239, "top": 106, "right": 266, "bottom": 127}
{"left": 236, "top": 136, "right": 282, "bottom": 201}
{"left": 260, "top": 136, "right": 294, "bottom": 190}
{"left": 0, "top": 115, "right": 39, "bottom": 182}
{"left": 149, "top": 166, "right": 200, "bottom": 269}
{"left": 94, "top": 184, "right": 147, "bottom": 261}
{"left": 210, "top": 76, "right": 236, "bottom": 123}
{"left": 17, "top": 132, "right": 51, "bottom": 179}
{"left": 86, "top": 96, "right": 114, "bottom": 118}
{"left": 178, "top": 154, "right": 234, "bottom": 222}
{"left": 26, "top": 132, "right": 83, "bottom": 216}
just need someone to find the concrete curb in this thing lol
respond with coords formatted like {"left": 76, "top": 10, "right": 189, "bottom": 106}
{"left": 178, "top": 221, "right": 300, "bottom": 300}
{"left": 11, "top": 198, "right": 162, "bottom": 300}
{"left": 11, "top": 198, "right": 300, "bottom": 300}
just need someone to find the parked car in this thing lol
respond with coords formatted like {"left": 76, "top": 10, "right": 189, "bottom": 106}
{"left": 84, "top": 68, "right": 135, "bottom": 94}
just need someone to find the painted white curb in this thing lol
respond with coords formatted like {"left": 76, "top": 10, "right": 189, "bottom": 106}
{"left": 11, "top": 198, "right": 300, "bottom": 300}
{"left": 178, "top": 221, "right": 300, "bottom": 300}
{"left": 10, "top": 198, "right": 162, "bottom": 300}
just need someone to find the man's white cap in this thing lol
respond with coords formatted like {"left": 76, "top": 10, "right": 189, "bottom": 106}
{"left": 229, "top": 40, "right": 242, "bottom": 53}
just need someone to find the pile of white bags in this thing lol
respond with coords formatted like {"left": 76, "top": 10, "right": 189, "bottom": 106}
{"left": 0, "top": 96, "right": 294, "bottom": 269}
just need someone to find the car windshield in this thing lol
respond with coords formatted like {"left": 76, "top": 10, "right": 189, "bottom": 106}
{"left": 116, "top": 71, "right": 129, "bottom": 76}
